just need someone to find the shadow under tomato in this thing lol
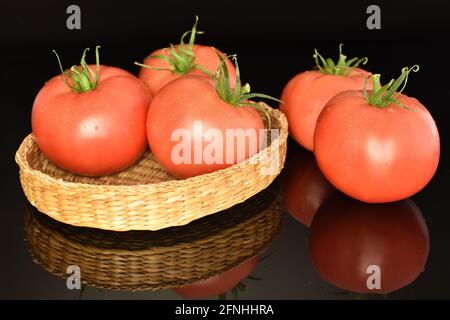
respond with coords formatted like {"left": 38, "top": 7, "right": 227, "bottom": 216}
{"left": 309, "top": 194, "right": 430, "bottom": 294}
{"left": 281, "top": 139, "right": 335, "bottom": 227}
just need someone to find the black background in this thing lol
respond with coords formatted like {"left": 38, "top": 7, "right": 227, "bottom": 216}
{"left": 1, "top": 0, "right": 450, "bottom": 47}
{"left": 1, "top": 0, "right": 450, "bottom": 300}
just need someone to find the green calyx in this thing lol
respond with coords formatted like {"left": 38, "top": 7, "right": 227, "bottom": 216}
{"left": 313, "top": 44, "right": 368, "bottom": 76}
{"left": 135, "top": 16, "right": 212, "bottom": 77}
{"left": 213, "top": 50, "right": 282, "bottom": 128}
{"left": 218, "top": 281, "right": 247, "bottom": 300}
{"left": 364, "top": 65, "right": 420, "bottom": 109}
{"left": 53, "top": 45, "right": 101, "bottom": 93}
{"left": 217, "top": 274, "right": 261, "bottom": 300}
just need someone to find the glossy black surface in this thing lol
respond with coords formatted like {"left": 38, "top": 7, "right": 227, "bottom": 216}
{"left": 1, "top": 1, "right": 450, "bottom": 299}
{"left": 3, "top": 134, "right": 450, "bottom": 300}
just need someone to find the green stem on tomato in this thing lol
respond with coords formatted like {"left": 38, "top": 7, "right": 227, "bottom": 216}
{"left": 313, "top": 44, "right": 368, "bottom": 76}
{"left": 53, "top": 45, "right": 101, "bottom": 93}
{"left": 364, "top": 65, "right": 420, "bottom": 109}
{"left": 134, "top": 16, "right": 213, "bottom": 77}
{"left": 213, "top": 50, "right": 283, "bottom": 129}
{"left": 217, "top": 281, "right": 247, "bottom": 300}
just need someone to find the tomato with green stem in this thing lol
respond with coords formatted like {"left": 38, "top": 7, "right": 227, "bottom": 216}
{"left": 32, "top": 46, "right": 152, "bottom": 176}
{"left": 172, "top": 256, "right": 259, "bottom": 299}
{"left": 314, "top": 66, "right": 440, "bottom": 203}
{"left": 136, "top": 16, "right": 236, "bottom": 95}
{"left": 309, "top": 194, "right": 429, "bottom": 294}
{"left": 280, "top": 44, "right": 372, "bottom": 151}
{"left": 146, "top": 51, "right": 280, "bottom": 179}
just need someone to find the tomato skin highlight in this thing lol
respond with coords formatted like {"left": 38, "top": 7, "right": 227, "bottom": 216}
{"left": 281, "top": 142, "right": 335, "bottom": 227}
{"left": 314, "top": 90, "right": 440, "bottom": 203}
{"left": 309, "top": 195, "right": 429, "bottom": 294}
{"left": 32, "top": 65, "right": 152, "bottom": 176}
{"left": 146, "top": 75, "right": 264, "bottom": 179}
{"left": 173, "top": 256, "right": 259, "bottom": 299}
{"left": 280, "top": 68, "right": 372, "bottom": 151}
{"left": 139, "top": 45, "right": 236, "bottom": 95}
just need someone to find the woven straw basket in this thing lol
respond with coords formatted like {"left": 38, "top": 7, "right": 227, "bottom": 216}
{"left": 25, "top": 185, "right": 284, "bottom": 291}
{"left": 16, "top": 105, "right": 287, "bottom": 231}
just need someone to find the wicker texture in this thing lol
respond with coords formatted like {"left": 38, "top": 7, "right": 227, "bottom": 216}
{"left": 16, "top": 105, "right": 287, "bottom": 231}
{"left": 24, "top": 185, "right": 284, "bottom": 291}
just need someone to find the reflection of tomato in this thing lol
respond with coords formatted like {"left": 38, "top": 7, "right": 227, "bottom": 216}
{"left": 309, "top": 195, "right": 429, "bottom": 294}
{"left": 281, "top": 141, "right": 334, "bottom": 227}
{"left": 173, "top": 256, "right": 259, "bottom": 299}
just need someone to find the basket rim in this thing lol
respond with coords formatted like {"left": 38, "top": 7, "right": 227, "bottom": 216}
{"left": 16, "top": 106, "right": 288, "bottom": 190}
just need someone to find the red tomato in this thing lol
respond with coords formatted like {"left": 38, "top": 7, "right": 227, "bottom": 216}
{"left": 280, "top": 45, "right": 372, "bottom": 151}
{"left": 139, "top": 44, "right": 236, "bottom": 95}
{"left": 138, "top": 17, "right": 236, "bottom": 95}
{"left": 281, "top": 142, "right": 335, "bottom": 227}
{"left": 309, "top": 195, "right": 429, "bottom": 294}
{"left": 173, "top": 256, "right": 259, "bottom": 299}
{"left": 314, "top": 67, "right": 440, "bottom": 203}
{"left": 32, "top": 47, "right": 152, "bottom": 176}
{"left": 147, "top": 75, "right": 264, "bottom": 178}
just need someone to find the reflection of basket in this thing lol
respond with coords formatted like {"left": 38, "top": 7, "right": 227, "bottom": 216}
{"left": 16, "top": 105, "right": 287, "bottom": 231}
{"left": 24, "top": 184, "right": 284, "bottom": 291}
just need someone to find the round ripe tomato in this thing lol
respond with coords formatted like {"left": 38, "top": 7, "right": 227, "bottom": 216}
{"left": 137, "top": 16, "right": 236, "bottom": 95}
{"left": 147, "top": 75, "right": 263, "bottom": 178}
{"left": 32, "top": 47, "right": 152, "bottom": 176}
{"left": 309, "top": 195, "right": 429, "bottom": 294}
{"left": 280, "top": 45, "right": 372, "bottom": 151}
{"left": 281, "top": 142, "right": 335, "bottom": 227}
{"left": 146, "top": 55, "right": 278, "bottom": 179}
{"left": 173, "top": 256, "right": 259, "bottom": 299}
{"left": 139, "top": 44, "right": 236, "bottom": 95}
{"left": 314, "top": 67, "right": 440, "bottom": 203}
